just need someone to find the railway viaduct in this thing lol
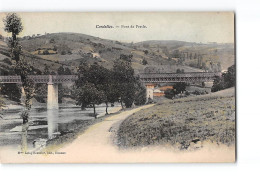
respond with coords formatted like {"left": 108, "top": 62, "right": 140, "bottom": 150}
{"left": 0, "top": 72, "right": 221, "bottom": 109}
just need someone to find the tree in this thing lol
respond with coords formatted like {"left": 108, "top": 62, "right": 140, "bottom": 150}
{"left": 142, "top": 58, "right": 148, "bottom": 65}
{"left": 3, "top": 13, "right": 35, "bottom": 123}
{"left": 134, "top": 80, "right": 146, "bottom": 106}
{"left": 75, "top": 83, "right": 105, "bottom": 118}
{"left": 224, "top": 65, "right": 235, "bottom": 87}
{"left": 64, "top": 67, "right": 72, "bottom": 75}
{"left": 100, "top": 69, "right": 119, "bottom": 114}
{"left": 211, "top": 76, "right": 225, "bottom": 92}
{"left": 174, "top": 82, "right": 186, "bottom": 94}
{"left": 43, "top": 64, "right": 50, "bottom": 74}
{"left": 113, "top": 54, "right": 136, "bottom": 108}
{"left": 164, "top": 88, "right": 175, "bottom": 99}
{"left": 175, "top": 69, "right": 186, "bottom": 93}
{"left": 176, "top": 68, "right": 184, "bottom": 73}
{"left": 3, "top": 13, "right": 23, "bottom": 62}
{"left": 76, "top": 62, "right": 118, "bottom": 114}
{"left": 57, "top": 66, "right": 65, "bottom": 75}
{"left": 0, "top": 83, "right": 21, "bottom": 102}
{"left": 211, "top": 65, "right": 235, "bottom": 92}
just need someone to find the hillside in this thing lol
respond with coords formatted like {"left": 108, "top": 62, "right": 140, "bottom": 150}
{"left": 0, "top": 39, "right": 63, "bottom": 75}
{"left": 1, "top": 32, "right": 234, "bottom": 75}
{"left": 136, "top": 40, "right": 235, "bottom": 71}
{"left": 117, "top": 87, "right": 235, "bottom": 149}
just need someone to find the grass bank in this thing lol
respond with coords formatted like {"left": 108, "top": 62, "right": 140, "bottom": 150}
{"left": 117, "top": 88, "right": 235, "bottom": 150}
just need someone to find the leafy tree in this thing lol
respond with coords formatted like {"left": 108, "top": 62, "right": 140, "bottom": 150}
{"left": 134, "top": 80, "right": 146, "bottom": 106}
{"left": 76, "top": 62, "right": 119, "bottom": 114}
{"left": 174, "top": 82, "right": 186, "bottom": 94}
{"left": 211, "top": 76, "right": 224, "bottom": 92}
{"left": 43, "top": 64, "right": 50, "bottom": 74}
{"left": 176, "top": 68, "right": 185, "bottom": 74}
{"left": 113, "top": 54, "right": 136, "bottom": 108}
{"left": 3, "top": 13, "right": 23, "bottom": 62}
{"left": 175, "top": 69, "right": 186, "bottom": 93}
{"left": 100, "top": 69, "right": 119, "bottom": 114}
{"left": 3, "top": 13, "right": 35, "bottom": 123}
{"left": 57, "top": 66, "right": 65, "bottom": 75}
{"left": 64, "top": 67, "right": 72, "bottom": 75}
{"left": 0, "top": 83, "right": 21, "bottom": 102}
{"left": 224, "top": 65, "right": 235, "bottom": 88}
{"left": 211, "top": 65, "right": 235, "bottom": 92}
{"left": 75, "top": 83, "right": 105, "bottom": 118}
{"left": 34, "top": 84, "right": 47, "bottom": 103}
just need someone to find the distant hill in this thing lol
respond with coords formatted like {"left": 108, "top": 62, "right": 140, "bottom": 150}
{"left": 0, "top": 32, "right": 234, "bottom": 75}
{"left": 0, "top": 40, "right": 62, "bottom": 75}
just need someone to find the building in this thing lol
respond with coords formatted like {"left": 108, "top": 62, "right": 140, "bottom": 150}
{"left": 153, "top": 86, "right": 174, "bottom": 97}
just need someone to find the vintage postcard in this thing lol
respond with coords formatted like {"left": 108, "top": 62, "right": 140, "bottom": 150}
{"left": 0, "top": 12, "right": 235, "bottom": 163}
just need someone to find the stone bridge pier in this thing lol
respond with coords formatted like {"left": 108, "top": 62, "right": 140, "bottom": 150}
{"left": 47, "top": 75, "right": 59, "bottom": 110}
{"left": 145, "top": 83, "right": 155, "bottom": 101}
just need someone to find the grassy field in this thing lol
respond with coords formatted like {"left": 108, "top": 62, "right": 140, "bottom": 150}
{"left": 118, "top": 88, "right": 235, "bottom": 150}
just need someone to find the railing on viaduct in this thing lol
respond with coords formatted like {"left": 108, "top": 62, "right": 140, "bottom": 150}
{"left": 138, "top": 72, "right": 221, "bottom": 83}
{"left": 0, "top": 75, "right": 78, "bottom": 84}
{"left": 0, "top": 72, "right": 221, "bottom": 84}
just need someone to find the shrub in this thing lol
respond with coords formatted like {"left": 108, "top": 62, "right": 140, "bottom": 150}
{"left": 61, "top": 50, "right": 66, "bottom": 55}
{"left": 43, "top": 50, "right": 49, "bottom": 55}
{"left": 142, "top": 58, "right": 148, "bottom": 65}
{"left": 164, "top": 89, "right": 175, "bottom": 99}
{"left": 185, "top": 91, "right": 190, "bottom": 96}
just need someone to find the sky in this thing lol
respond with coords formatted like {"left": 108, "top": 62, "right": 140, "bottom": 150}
{"left": 0, "top": 12, "right": 234, "bottom": 43}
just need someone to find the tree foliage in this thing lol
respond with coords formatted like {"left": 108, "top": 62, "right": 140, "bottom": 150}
{"left": 75, "top": 83, "right": 105, "bottom": 118}
{"left": 0, "top": 83, "right": 21, "bottom": 102}
{"left": 164, "top": 88, "right": 175, "bottom": 99}
{"left": 113, "top": 54, "right": 136, "bottom": 108}
{"left": 212, "top": 65, "right": 235, "bottom": 92}
{"left": 134, "top": 80, "right": 147, "bottom": 106}
{"left": 142, "top": 58, "right": 148, "bottom": 65}
{"left": 74, "top": 54, "right": 146, "bottom": 116}
{"left": 3, "top": 13, "right": 23, "bottom": 36}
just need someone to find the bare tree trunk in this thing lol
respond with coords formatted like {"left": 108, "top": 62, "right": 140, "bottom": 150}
{"left": 105, "top": 102, "right": 108, "bottom": 115}
{"left": 93, "top": 104, "right": 96, "bottom": 118}
{"left": 120, "top": 100, "right": 124, "bottom": 109}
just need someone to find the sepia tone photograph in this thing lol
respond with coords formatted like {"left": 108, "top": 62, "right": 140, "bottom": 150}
{"left": 0, "top": 12, "right": 235, "bottom": 163}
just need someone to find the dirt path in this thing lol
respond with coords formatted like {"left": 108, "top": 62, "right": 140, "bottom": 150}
{"left": 0, "top": 104, "right": 235, "bottom": 163}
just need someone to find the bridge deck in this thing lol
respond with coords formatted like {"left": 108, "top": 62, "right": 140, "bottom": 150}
{"left": 0, "top": 72, "right": 221, "bottom": 84}
{"left": 139, "top": 72, "right": 221, "bottom": 83}
{"left": 0, "top": 75, "right": 78, "bottom": 84}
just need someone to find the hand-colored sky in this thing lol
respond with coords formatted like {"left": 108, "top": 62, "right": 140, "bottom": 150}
{"left": 0, "top": 12, "right": 234, "bottom": 43}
